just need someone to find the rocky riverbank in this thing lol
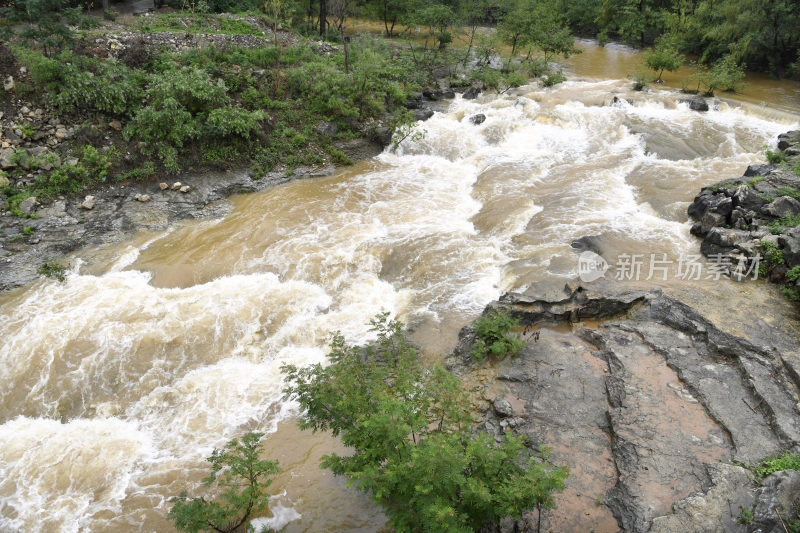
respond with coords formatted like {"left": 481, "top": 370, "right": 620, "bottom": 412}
{"left": 448, "top": 279, "right": 800, "bottom": 532}
{"left": 688, "top": 131, "right": 800, "bottom": 300}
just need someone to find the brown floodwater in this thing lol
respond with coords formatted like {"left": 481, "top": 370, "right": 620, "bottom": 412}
{"left": 1, "top": 39, "right": 799, "bottom": 532}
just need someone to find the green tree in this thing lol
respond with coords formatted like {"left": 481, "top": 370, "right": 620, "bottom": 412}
{"left": 282, "top": 313, "right": 568, "bottom": 532}
{"left": 168, "top": 432, "right": 280, "bottom": 533}
{"left": 645, "top": 38, "right": 684, "bottom": 82}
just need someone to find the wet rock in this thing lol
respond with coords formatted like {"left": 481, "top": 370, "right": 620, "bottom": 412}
{"left": 79, "top": 195, "right": 95, "bottom": 210}
{"left": 462, "top": 86, "right": 481, "bottom": 99}
{"left": 412, "top": 108, "right": 434, "bottom": 121}
{"left": 17, "top": 197, "right": 38, "bottom": 216}
{"left": 762, "top": 196, "right": 800, "bottom": 219}
{"left": 570, "top": 235, "right": 604, "bottom": 254}
{"left": 751, "top": 470, "right": 800, "bottom": 532}
{"left": 777, "top": 130, "right": 800, "bottom": 151}
{"left": 744, "top": 164, "right": 773, "bottom": 177}
{"left": 470, "top": 113, "right": 486, "bottom": 125}
{"left": 493, "top": 397, "right": 513, "bottom": 418}
{"left": 686, "top": 95, "right": 709, "bottom": 112}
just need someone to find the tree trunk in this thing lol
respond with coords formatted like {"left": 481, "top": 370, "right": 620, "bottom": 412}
{"left": 319, "top": 0, "right": 327, "bottom": 36}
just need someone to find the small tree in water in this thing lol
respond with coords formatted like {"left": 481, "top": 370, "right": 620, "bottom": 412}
{"left": 282, "top": 313, "right": 568, "bottom": 531}
{"left": 168, "top": 432, "right": 280, "bottom": 533}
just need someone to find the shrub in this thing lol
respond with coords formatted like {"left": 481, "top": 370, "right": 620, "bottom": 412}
{"left": 37, "top": 259, "right": 66, "bottom": 281}
{"left": 204, "top": 107, "right": 266, "bottom": 138}
{"left": 758, "top": 240, "right": 785, "bottom": 277}
{"left": 542, "top": 69, "right": 567, "bottom": 87}
{"left": 124, "top": 98, "right": 200, "bottom": 172}
{"left": 282, "top": 314, "right": 568, "bottom": 532}
{"left": 737, "top": 505, "right": 754, "bottom": 525}
{"left": 471, "top": 309, "right": 525, "bottom": 361}
{"left": 766, "top": 149, "right": 788, "bottom": 165}
{"left": 169, "top": 432, "right": 280, "bottom": 533}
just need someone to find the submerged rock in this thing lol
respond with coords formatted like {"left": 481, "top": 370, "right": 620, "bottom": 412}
{"left": 469, "top": 113, "right": 486, "bottom": 125}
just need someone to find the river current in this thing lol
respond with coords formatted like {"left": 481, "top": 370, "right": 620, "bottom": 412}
{"left": 1, "top": 42, "right": 799, "bottom": 532}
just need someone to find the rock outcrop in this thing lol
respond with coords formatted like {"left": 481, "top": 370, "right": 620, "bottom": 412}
{"left": 448, "top": 280, "right": 800, "bottom": 532}
{"left": 688, "top": 131, "right": 800, "bottom": 288}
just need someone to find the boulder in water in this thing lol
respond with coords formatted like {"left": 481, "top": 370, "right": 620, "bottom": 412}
{"left": 462, "top": 86, "right": 480, "bottom": 100}
{"left": 469, "top": 114, "right": 486, "bottom": 125}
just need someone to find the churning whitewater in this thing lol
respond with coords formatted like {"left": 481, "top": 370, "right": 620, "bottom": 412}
{"left": 0, "top": 79, "right": 795, "bottom": 532}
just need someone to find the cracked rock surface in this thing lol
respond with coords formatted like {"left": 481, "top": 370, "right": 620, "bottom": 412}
{"left": 449, "top": 279, "right": 800, "bottom": 532}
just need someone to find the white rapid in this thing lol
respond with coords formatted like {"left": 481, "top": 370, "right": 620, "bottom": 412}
{"left": 0, "top": 78, "right": 796, "bottom": 532}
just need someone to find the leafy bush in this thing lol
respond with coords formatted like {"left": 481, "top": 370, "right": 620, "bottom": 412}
{"left": 205, "top": 107, "right": 266, "bottom": 138}
{"left": 766, "top": 149, "right": 788, "bottom": 165}
{"left": 471, "top": 309, "right": 525, "bottom": 361}
{"left": 125, "top": 98, "right": 200, "bottom": 172}
{"left": 282, "top": 314, "right": 568, "bottom": 532}
{"left": 37, "top": 259, "right": 66, "bottom": 281}
{"left": 169, "top": 432, "right": 280, "bottom": 533}
{"left": 542, "top": 69, "right": 567, "bottom": 87}
{"left": 759, "top": 240, "right": 785, "bottom": 277}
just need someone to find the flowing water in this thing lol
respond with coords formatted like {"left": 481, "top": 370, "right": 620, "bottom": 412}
{"left": 1, "top": 42, "right": 800, "bottom": 532}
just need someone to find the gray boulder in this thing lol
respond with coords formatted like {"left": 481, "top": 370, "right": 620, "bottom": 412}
{"left": 470, "top": 113, "right": 486, "bottom": 125}
{"left": 462, "top": 86, "right": 481, "bottom": 99}
{"left": 762, "top": 196, "right": 800, "bottom": 219}
{"left": 751, "top": 470, "right": 800, "bottom": 533}
{"left": 687, "top": 95, "right": 709, "bottom": 111}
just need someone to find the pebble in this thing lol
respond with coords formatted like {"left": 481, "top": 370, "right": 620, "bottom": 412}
{"left": 171, "top": 182, "right": 182, "bottom": 190}
{"left": 79, "top": 195, "right": 95, "bottom": 210}
{"left": 179, "top": 185, "right": 190, "bottom": 193}
{"left": 159, "top": 182, "right": 168, "bottom": 190}
{"left": 135, "top": 194, "right": 151, "bottom": 202}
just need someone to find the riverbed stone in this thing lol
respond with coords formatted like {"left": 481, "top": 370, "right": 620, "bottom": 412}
{"left": 470, "top": 113, "right": 486, "bottom": 125}
{"left": 17, "top": 197, "right": 38, "bottom": 216}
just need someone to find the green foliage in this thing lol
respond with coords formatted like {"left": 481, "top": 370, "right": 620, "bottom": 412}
{"left": 737, "top": 505, "right": 754, "bottom": 525}
{"left": 168, "top": 432, "right": 280, "bottom": 533}
{"left": 22, "top": 225, "right": 34, "bottom": 236}
{"left": 787, "top": 266, "right": 800, "bottom": 284}
{"left": 768, "top": 214, "right": 800, "bottom": 235}
{"left": 471, "top": 309, "right": 525, "bottom": 361}
{"left": 776, "top": 186, "right": 799, "bottom": 199}
{"left": 690, "top": 55, "right": 747, "bottom": 96}
{"left": 645, "top": 39, "right": 684, "bottom": 82}
{"left": 37, "top": 259, "right": 66, "bottom": 282}
{"left": 758, "top": 240, "right": 784, "bottom": 277}
{"left": 754, "top": 452, "right": 800, "bottom": 478}
{"left": 205, "top": 107, "right": 267, "bottom": 138}
{"left": 282, "top": 314, "right": 568, "bottom": 532}
{"left": 767, "top": 150, "right": 788, "bottom": 165}
{"left": 542, "top": 70, "right": 566, "bottom": 87}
